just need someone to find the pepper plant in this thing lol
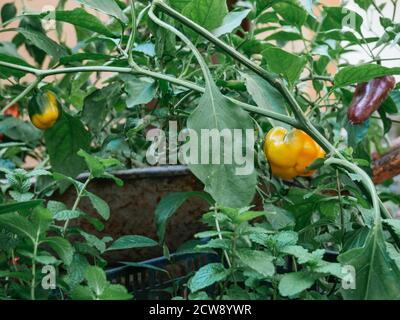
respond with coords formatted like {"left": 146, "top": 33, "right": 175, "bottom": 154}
{"left": 1, "top": 0, "right": 400, "bottom": 300}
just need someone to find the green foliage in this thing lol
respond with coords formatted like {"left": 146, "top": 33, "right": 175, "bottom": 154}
{"left": 1, "top": 0, "right": 400, "bottom": 301}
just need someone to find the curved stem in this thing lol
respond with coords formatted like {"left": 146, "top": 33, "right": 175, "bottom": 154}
{"left": 149, "top": 5, "right": 213, "bottom": 91}
{"left": 0, "top": 63, "right": 300, "bottom": 128}
{"left": 152, "top": 0, "right": 334, "bottom": 154}
{"left": 325, "top": 158, "right": 380, "bottom": 224}
{"left": 1, "top": 77, "right": 42, "bottom": 115}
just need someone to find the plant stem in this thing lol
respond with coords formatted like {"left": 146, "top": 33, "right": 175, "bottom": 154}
{"left": 152, "top": 0, "right": 334, "bottom": 154}
{"left": 1, "top": 77, "right": 42, "bottom": 115}
{"left": 336, "top": 169, "right": 345, "bottom": 244}
{"left": 63, "top": 177, "right": 91, "bottom": 234}
{"left": 31, "top": 229, "right": 40, "bottom": 300}
{"left": 326, "top": 158, "right": 380, "bottom": 224}
{"left": 213, "top": 208, "right": 232, "bottom": 268}
{"left": 153, "top": 0, "right": 396, "bottom": 237}
{"left": 0, "top": 63, "right": 300, "bottom": 128}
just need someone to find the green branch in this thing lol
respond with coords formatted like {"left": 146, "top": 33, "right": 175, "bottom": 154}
{"left": 151, "top": 0, "right": 394, "bottom": 232}
{"left": 0, "top": 62, "right": 299, "bottom": 127}
{"left": 152, "top": 0, "right": 335, "bottom": 155}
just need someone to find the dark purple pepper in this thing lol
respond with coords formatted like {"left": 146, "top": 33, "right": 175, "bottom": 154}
{"left": 347, "top": 75, "right": 396, "bottom": 124}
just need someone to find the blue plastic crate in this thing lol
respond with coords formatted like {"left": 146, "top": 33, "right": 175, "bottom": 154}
{"left": 106, "top": 252, "right": 219, "bottom": 300}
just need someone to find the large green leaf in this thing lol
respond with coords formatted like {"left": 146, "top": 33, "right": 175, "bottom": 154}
{"left": 262, "top": 47, "right": 306, "bottom": 86}
{"left": 0, "top": 117, "right": 42, "bottom": 142}
{"left": 155, "top": 192, "right": 213, "bottom": 243}
{"left": 0, "top": 200, "right": 42, "bottom": 214}
{"left": 334, "top": 64, "right": 400, "bottom": 87}
{"left": 106, "top": 235, "right": 158, "bottom": 251}
{"left": 338, "top": 223, "right": 400, "bottom": 299}
{"left": 54, "top": 9, "right": 117, "bottom": 38}
{"left": 6, "top": 28, "right": 67, "bottom": 61}
{"left": 188, "top": 263, "right": 229, "bottom": 292}
{"left": 1, "top": 3, "right": 16, "bottom": 24}
{"left": 98, "top": 284, "right": 132, "bottom": 300}
{"left": 321, "top": 6, "right": 363, "bottom": 33}
{"left": 187, "top": 81, "right": 257, "bottom": 208}
{"left": 120, "top": 75, "right": 156, "bottom": 108}
{"left": 279, "top": 271, "right": 316, "bottom": 297}
{"left": 169, "top": 0, "right": 192, "bottom": 12}
{"left": 182, "top": 0, "right": 228, "bottom": 35}
{"left": 272, "top": 0, "right": 307, "bottom": 27}
{"left": 85, "top": 191, "right": 110, "bottom": 220}
{"left": 0, "top": 213, "right": 36, "bottom": 242}
{"left": 236, "top": 249, "right": 275, "bottom": 277}
{"left": 85, "top": 266, "right": 107, "bottom": 296}
{"left": 73, "top": 0, "right": 128, "bottom": 24}
{"left": 241, "top": 72, "right": 288, "bottom": 126}
{"left": 44, "top": 236, "right": 74, "bottom": 265}
{"left": 0, "top": 53, "right": 34, "bottom": 79}
{"left": 44, "top": 112, "right": 90, "bottom": 178}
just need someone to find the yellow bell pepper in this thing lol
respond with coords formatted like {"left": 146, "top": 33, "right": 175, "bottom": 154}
{"left": 263, "top": 127, "right": 325, "bottom": 180}
{"left": 29, "top": 91, "right": 60, "bottom": 130}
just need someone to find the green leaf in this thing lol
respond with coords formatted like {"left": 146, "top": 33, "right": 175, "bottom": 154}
{"left": 0, "top": 53, "right": 34, "bottom": 79}
{"left": 85, "top": 191, "right": 110, "bottom": 220}
{"left": 79, "top": 231, "right": 107, "bottom": 253}
{"left": 338, "top": 223, "right": 400, "bottom": 299}
{"left": 47, "top": 200, "right": 67, "bottom": 216}
{"left": 182, "top": 0, "right": 228, "bottom": 35}
{"left": 120, "top": 75, "right": 156, "bottom": 108}
{"left": 44, "top": 236, "right": 74, "bottom": 265}
{"left": 35, "top": 255, "right": 59, "bottom": 264}
{"left": 0, "top": 200, "right": 42, "bottom": 214}
{"left": 187, "top": 81, "right": 257, "bottom": 208}
{"left": 54, "top": 8, "right": 117, "bottom": 38}
{"left": 1, "top": 3, "right": 16, "bottom": 24}
{"left": 345, "top": 121, "right": 369, "bottom": 147}
{"left": 334, "top": 64, "right": 400, "bottom": 87}
{"left": 212, "top": 9, "right": 251, "bottom": 37}
{"left": 70, "top": 285, "right": 95, "bottom": 300}
{"left": 44, "top": 112, "right": 90, "bottom": 178}
{"left": 73, "top": 0, "right": 128, "bottom": 24}
{"left": 279, "top": 272, "right": 316, "bottom": 297}
{"left": 10, "top": 28, "right": 67, "bottom": 61}
{"left": 32, "top": 206, "right": 53, "bottom": 233}
{"left": 53, "top": 209, "right": 82, "bottom": 221}
{"left": 0, "top": 117, "right": 42, "bottom": 142}
{"left": 241, "top": 72, "right": 288, "bottom": 125}
{"left": 85, "top": 266, "right": 107, "bottom": 296}
{"left": 0, "top": 270, "right": 31, "bottom": 282}
{"left": 264, "top": 204, "right": 295, "bottom": 230}
{"left": 0, "top": 213, "right": 36, "bottom": 242}
{"left": 188, "top": 263, "right": 228, "bottom": 292}
{"left": 82, "top": 84, "right": 121, "bottom": 131}
{"left": 106, "top": 235, "right": 158, "bottom": 251}
{"left": 354, "top": 0, "right": 372, "bottom": 10}
{"left": 281, "top": 245, "right": 315, "bottom": 264}
{"left": 169, "top": 0, "right": 192, "bottom": 12}
{"left": 262, "top": 46, "right": 306, "bottom": 86}
{"left": 321, "top": 7, "right": 363, "bottom": 33}
{"left": 99, "top": 284, "right": 132, "bottom": 300}
{"left": 155, "top": 192, "right": 213, "bottom": 243}
{"left": 383, "top": 219, "right": 400, "bottom": 238}
{"left": 272, "top": 0, "right": 307, "bottom": 27}
{"left": 236, "top": 249, "right": 275, "bottom": 277}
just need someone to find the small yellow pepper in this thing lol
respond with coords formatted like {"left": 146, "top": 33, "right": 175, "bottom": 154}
{"left": 28, "top": 91, "right": 60, "bottom": 130}
{"left": 263, "top": 127, "right": 325, "bottom": 180}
